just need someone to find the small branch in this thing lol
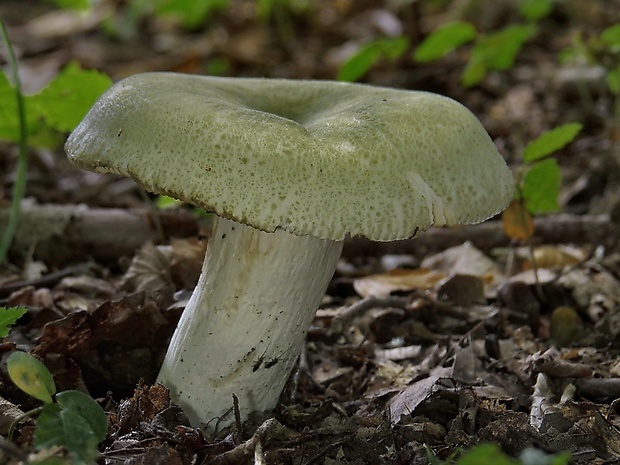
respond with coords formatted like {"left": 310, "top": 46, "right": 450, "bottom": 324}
{"left": 329, "top": 296, "right": 409, "bottom": 335}
{"left": 0, "top": 202, "right": 199, "bottom": 265}
{"left": 343, "top": 214, "right": 617, "bottom": 258}
{"left": 1, "top": 204, "right": 614, "bottom": 265}
{"left": 210, "top": 418, "right": 295, "bottom": 465}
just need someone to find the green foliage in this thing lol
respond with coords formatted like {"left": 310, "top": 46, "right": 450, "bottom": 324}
{"left": 560, "top": 22, "right": 620, "bottom": 97}
{"left": 7, "top": 352, "right": 108, "bottom": 464}
{"left": 426, "top": 443, "right": 570, "bottom": 465}
{"left": 257, "top": 0, "right": 310, "bottom": 21}
{"left": 338, "top": 36, "right": 409, "bottom": 82}
{"left": 0, "top": 61, "right": 112, "bottom": 146}
{"left": 31, "top": 62, "right": 113, "bottom": 133}
{"left": 461, "top": 24, "right": 536, "bottom": 87}
{"left": 0, "top": 306, "right": 27, "bottom": 338}
{"left": 518, "top": 123, "right": 583, "bottom": 214}
{"left": 413, "top": 0, "right": 548, "bottom": 88}
{"left": 608, "top": 64, "right": 620, "bottom": 95}
{"left": 50, "top": 0, "right": 91, "bottom": 11}
{"left": 154, "top": 0, "right": 229, "bottom": 29}
{"left": 414, "top": 22, "right": 476, "bottom": 62}
{"left": 35, "top": 391, "right": 108, "bottom": 465}
{"left": 0, "top": 17, "right": 29, "bottom": 267}
{"left": 518, "top": 0, "right": 553, "bottom": 22}
{"left": 601, "top": 24, "right": 620, "bottom": 48}
{"left": 7, "top": 351, "right": 56, "bottom": 404}
{"left": 457, "top": 443, "right": 517, "bottom": 465}
{"left": 523, "top": 122, "right": 583, "bottom": 163}
{"left": 521, "top": 158, "right": 561, "bottom": 213}
{"left": 0, "top": 73, "right": 35, "bottom": 142}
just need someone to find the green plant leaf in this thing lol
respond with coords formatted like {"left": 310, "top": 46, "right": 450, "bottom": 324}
{"left": 478, "top": 24, "right": 537, "bottom": 70}
{"left": 601, "top": 24, "right": 620, "bottom": 47}
{"left": 608, "top": 64, "right": 620, "bottom": 95}
{"left": 50, "top": 0, "right": 91, "bottom": 10}
{"left": 0, "top": 73, "right": 39, "bottom": 142}
{"left": 457, "top": 443, "right": 518, "bottom": 465}
{"left": 338, "top": 44, "right": 381, "bottom": 81}
{"left": 7, "top": 351, "right": 56, "bottom": 403}
{"left": 155, "top": 0, "right": 229, "bottom": 28}
{"left": 461, "top": 24, "right": 536, "bottom": 87}
{"left": 522, "top": 158, "right": 561, "bottom": 214}
{"left": 461, "top": 48, "right": 489, "bottom": 87}
{"left": 157, "top": 195, "right": 183, "bottom": 209}
{"left": 518, "top": 0, "right": 553, "bottom": 22}
{"left": 28, "top": 61, "right": 112, "bottom": 133}
{"left": 56, "top": 391, "right": 108, "bottom": 442}
{"left": 338, "top": 37, "right": 408, "bottom": 82}
{"left": 381, "top": 36, "right": 410, "bottom": 60}
{"left": 0, "top": 306, "right": 27, "bottom": 338}
{"left": 34, "top": 391, "right": 107, "bottom": 465}
{"left": 414, "top": 21, "right": 476, "bottom": 62}
{"left": 523, "top": 122, "right": 583, "bottom": 163}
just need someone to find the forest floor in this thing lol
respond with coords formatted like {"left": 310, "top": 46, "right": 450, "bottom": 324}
{"left": 1, "top": 0, "right": 620, "bottom": 464}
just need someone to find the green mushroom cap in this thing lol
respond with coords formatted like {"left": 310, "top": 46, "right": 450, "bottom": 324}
{"left": 66, "top": 73, "right": 513, "bottom": 241}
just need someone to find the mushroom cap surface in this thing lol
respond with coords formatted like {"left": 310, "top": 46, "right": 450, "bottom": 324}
{"left": 66, "top": 73, "right": 513, "bottom": 241}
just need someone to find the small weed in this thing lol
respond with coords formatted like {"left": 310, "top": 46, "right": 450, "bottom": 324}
{"left": 6, "top": 351, "right": 108, "bottom": 465}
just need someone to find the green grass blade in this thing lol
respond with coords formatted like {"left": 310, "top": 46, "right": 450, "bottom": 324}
{"left": 0, "top": 17, "right": 28, "bottom": 265}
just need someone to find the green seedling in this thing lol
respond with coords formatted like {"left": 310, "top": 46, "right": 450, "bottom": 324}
{"left": 413, "top": 0, "right": 552, "bottom": 87}
{"left": 426, "top": 442, "right": 570, "bottom": 465}
{"left": 7, "top": 351, "right": 56, "bottom": 404}
{"left": 338, "top": 36, "right": 410, "bottom": 82}
{"left": 338, "top": 0, "right": 553, "bottom": 85}
{"left": 561, "top": 22, "right": 620, "bottom": 126}
{"left": 0, "top": 15, "right": 111, "bottom": 265}
{"left": 0, "top": 305, "right": 27, "bottom": 338}
{"left": 6, "top": 351, "right": 107, "bottom": 465}
{"left": 415, "top": 21, "right": 537, "bottom": 87}
{"left": 503, "top": 122, "right": 583, "bottom": 240}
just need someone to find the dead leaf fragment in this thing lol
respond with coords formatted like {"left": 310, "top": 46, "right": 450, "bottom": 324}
{"left": 502, "top": 200, "right": 535, "bottom": 241}
{"left": 353, "top": 268, "right": 445, "bottom": 298}
{"left": 529, "top": 245, "right": 585, "bottom": 270}
{"left": 388, "top": 366, "right": 453, "bottom": 426}
{"left": 421, "top": 242, "right": 505, "bottom": 286}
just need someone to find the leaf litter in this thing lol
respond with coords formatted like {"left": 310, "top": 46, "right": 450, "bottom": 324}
{"left": 1, "top": 0, "right": 620, "bottom": 463}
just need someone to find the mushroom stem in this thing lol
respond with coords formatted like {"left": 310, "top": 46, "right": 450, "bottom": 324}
{"left": 157, "top": 216, "right": 343, "bottom": 431}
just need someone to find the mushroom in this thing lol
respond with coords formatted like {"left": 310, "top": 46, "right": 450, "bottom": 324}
{"left": 65, "top": 73, "right": 513, "bottom": 431}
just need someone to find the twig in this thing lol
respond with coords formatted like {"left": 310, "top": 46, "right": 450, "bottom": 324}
{"left": 209, "top": 418, "right": 294, "bottom": 465}
{"left": 330, "top": 295, "right": 409, "bottom": 335}
{"left": 0, "top": 262, "right": 96, "bottom": 298}
{"left": 342, "top": 214, "right": 617, "bottom": 258}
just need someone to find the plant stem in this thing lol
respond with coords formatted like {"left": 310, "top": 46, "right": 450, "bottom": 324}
{"left": 0, "top": 17, "right": 28, "bottom": 265}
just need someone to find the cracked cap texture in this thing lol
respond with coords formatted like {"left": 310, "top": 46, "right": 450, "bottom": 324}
{"left": 66, "top": 73, "right": 514, "bottom": 241}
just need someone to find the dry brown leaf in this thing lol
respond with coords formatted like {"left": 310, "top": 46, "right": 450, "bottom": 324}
{"left": 353, "top": 268, "right": 446, "bottom": 298}
{"left": 388, "top": 366, "right": 453, "bottom": 426}
{"left": 122, "top": 242, "right": 173, "bottom": 292}
{"left": 527, "top": 245, "right": 585, "bottom": 270}
{"left": 502, "top": 200, "right": 534, "bottom": 241}
{"left": 421, "top": 242, "right": 505, "bottom": 285}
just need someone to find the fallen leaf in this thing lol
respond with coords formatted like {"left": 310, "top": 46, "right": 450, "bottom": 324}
{"left": 421, "top": 242, "right": 505, "bottom": 286}
{"left": 502, "top": 199, "right": 535, "bottom": 240}
{"left": 388, "top": 366, "right": 453, "bottom": 426}
{"left": 353, "top": 268, "right": 445, "bottom": 298}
